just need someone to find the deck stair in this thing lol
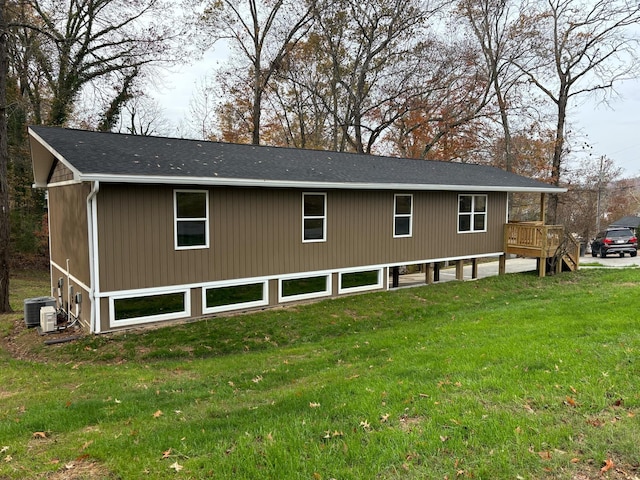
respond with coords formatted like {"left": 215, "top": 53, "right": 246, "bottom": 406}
{"left": 505, "top": 222, "right": 579, "bottom": 277}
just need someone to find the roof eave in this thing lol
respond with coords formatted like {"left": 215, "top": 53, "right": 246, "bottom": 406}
{"left": 79, "top": 173, "right": 566, "bottom": 194}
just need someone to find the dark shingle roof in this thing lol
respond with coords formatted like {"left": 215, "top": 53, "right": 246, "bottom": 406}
{"left": 30, "top": 126, "right": 563, "bottom": 193}
{"left": 610, "top": 216, "right": 640, "bottom": 229}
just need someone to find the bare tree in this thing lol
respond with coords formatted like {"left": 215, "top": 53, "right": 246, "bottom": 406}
{"left": 459, "top": 0, "right": 526, "bottom": 172}
{"left": 199, "top": 0, "right": 315, "bottom": 145}
{"left": 512, "top": 0, "right": 640, "bottom": 223}
{"left": 17, "top": 0, "right": 176, "bottom": 126}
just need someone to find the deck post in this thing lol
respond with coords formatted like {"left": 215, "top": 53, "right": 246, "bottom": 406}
{"left": 537, "top": 258, "right": 546, "bottom": 278}
{"left": 392, "top": 266, "right": 400, "bottom": 288}
{"left": 434, "top": 262, "right": 440, "bottom": 282}
{"left": 498, "top": 254, "right": 506, "bottom": 275}
{"left": 425, "top": 263, "right": 434, "bottom": 284}
{"left": 540, "top": 193, "right": 547, "bottom": 224}
{"left": 455, "top": 260, "right": 464, "bottom": 280}
{"left": 471, "top": 258, "right": 479, "bottom": 279}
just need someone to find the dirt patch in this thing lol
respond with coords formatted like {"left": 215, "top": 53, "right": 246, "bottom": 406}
{"left": 46, "top": 458, "right": 117, "bottom": 479}
{"left": 0, "top": 316, "right": 86, "bottom": 363}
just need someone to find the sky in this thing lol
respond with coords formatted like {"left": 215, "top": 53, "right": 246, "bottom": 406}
{"left": 152, "top": 52, "right": 640, "bottom": 180}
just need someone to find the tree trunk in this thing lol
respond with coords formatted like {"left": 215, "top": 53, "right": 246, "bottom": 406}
{"left": 548, "top": 91, "right": 567, "bottom": 225}
{"left": 0, "top": 0, "right": 12, "bottom": 313}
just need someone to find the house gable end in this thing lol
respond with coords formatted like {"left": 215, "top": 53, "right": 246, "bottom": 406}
{"left": 48, "top": 159, "right": 75, "bottom": 184}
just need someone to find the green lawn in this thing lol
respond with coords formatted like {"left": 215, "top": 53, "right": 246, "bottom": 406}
{"left": 1, "top": 268, "right": 639, "bottom": 479}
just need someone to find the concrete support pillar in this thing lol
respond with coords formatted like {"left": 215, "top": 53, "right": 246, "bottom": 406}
{"left": 471, "top": 258, "right": 479, "bottom": 279}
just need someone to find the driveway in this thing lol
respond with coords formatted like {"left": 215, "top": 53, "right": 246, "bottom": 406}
{"left": 397, "top": 254, "right": 639, "bottom": 287}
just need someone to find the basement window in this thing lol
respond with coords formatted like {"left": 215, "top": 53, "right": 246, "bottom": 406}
{"left": 174, "top": 190, "right": 209, "bottom": 249}
{"left": 203, "top": 281, "right": 268, "bottom": 314}
{"left": 339, "top": 268, "right": 383, "bottom": 294}
{"left": 458, "top": 194, "right": 487, "bottom": 233}
{"left": 279, "top": 274, "right": 331, "bottom": 302}
{"left": 111, "top": 290, "right": 190, "bottom": 326}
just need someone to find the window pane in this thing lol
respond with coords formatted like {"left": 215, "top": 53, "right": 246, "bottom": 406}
{"left": 177, "top": 220, "right": 206, "bottom": 246}
{"left": 304, "top": 218, "right": 324, "bottom": 240}
{"left": 395, "top": 195, "right": 412, "bottom": 215}
{"left": 282, "top": 276, "right": 327, "bottom": 297}
{"left": 304, "top": 194, "right": 325, "bottom": 216}
{"left": 459, "top": 195, "right": 472, "bottom": 213}
{"left": 395, "top": 217, "right": 410, "bottom": 236}
{"left": 459, "top": 214, "right": 471, "bottom": 232}
{"left": 176, "top": 191, "right": 206, "bottom": 218}
{"left": 473, "top": 213, "right": 486, "bottom": 231}
{"left": 342, "top": 270, "right": 379, "bottom": 289}
{"left": 114, "top": 293, "right": 184, "bottom": 321}
{"left": 474, "top": 195, "right": 487, "bottom": 212}
{"left": 206, "top": 283, "right": 263, "bottom": 308}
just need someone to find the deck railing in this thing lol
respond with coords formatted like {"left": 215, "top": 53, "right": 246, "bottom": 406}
{"left": 504, "top": 222, "right": 565, "bottom": 258}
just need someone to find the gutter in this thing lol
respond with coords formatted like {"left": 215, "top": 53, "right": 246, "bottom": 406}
{"left": 86, "top": 181, "right": 100, "bottom": 333}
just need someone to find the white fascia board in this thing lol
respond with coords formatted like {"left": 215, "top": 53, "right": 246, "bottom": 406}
{"left": 29, "top": 127, "right": 83, "bottom": 184}
{"left": 79, "top": 173, "right": 567, "bottom": 194}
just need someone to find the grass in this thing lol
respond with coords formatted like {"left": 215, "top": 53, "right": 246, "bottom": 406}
{"left": 1, "top": 268, "right": 639, "bottom": 479}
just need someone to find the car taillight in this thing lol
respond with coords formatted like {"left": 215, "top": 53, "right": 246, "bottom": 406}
{"left": 603, "top": 238, "right": 613, "bottom": 245}
{"left": 631, "top": 236, "right": 638, "bottom": 244}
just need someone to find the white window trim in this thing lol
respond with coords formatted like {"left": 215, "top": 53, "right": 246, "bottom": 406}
{"left": 338, "top": 267, "right": 384, "bottom": 294}
{"left": 302, "top": 192, "right": 327, "bottom": 243}
{"left": 109, "top": 288, "right": 191, "bottom": 328}
{"left": 174, "top": 189, "right": 210, "bottom": 250}
{"left": 393, "top": 193, "right": 413, "bottom": 238}
{"left": 278, "top": 273, "right": 332, "bottom": 303}
{"left": 202, "top": 279, "right": 269, "bottom": 314}
{"left": 457, "top": 194, "right": 488, "bottom": 234}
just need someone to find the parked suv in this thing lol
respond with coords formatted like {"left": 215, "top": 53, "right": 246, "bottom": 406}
{"left": 591, "top": 227, "right": 638, "bottom": 258}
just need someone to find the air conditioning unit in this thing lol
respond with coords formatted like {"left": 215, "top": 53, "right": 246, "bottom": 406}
{"left": 24, "top": 297, "right": 56, "bottom": 328}
{"left": 40, "top": 306, "right": 57, "bottom": 333}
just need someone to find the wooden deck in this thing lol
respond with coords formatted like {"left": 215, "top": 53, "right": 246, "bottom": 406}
{"left": 504, "top": 222, "right": 579, "bottom": 277}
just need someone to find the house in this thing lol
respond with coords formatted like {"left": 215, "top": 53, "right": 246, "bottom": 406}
{"left": 609, "top": 215, "right": 640, "bottom": 235}
{"left": 29, "top": 126, "right": 569, "bottom": 334}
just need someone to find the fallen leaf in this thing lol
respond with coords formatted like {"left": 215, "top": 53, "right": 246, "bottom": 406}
{"left": 440, "top": 436, "right": 449, "bottom": 443}
{"left": 4, "top": 455, "right": 12, "bottom": 463}
{"left": 32, "top": 432, "right": 47, "bottom": 439}
{"left": 538, "top": 451, "right": 551, "bottom": 460}
{"left": 380, "top": 413, "right": 390, "bottom": 422}
{"left": 252, "top": 375, "right": 263, "bottom": 384}
{"left": 565, "top": 396, "right": 577, "bottom": 407}
{"left": 570, "top": 386, "right": 577, "bottom": 394}
{"left": 169, "top": 461, "right": 183, "bottom": 472}
{"left": 601, "top": 458, "right": 614, "bottom": 473}
{"left": 360, "top": 420, "right": 370, "bottom": 429}
{"left": 153, "top": 410, "right": 163, "bottom": 418}
{"left": 571, "top": 457, "right": 580, "bottom": 463}
{"left": 81, "top": 440, "right": 93, "bottom": 451}
{"left": 162, "top": 448, "right": 172, "bottom": 459}
{"left": 0, "top": 447, "right": 8, "bottom": 454}
{"left": 309, "top": 402, "right": 321, "bottom": 408}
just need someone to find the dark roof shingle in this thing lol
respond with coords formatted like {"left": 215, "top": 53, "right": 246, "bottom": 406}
{"left": 30, "top": 126, "right": 563, "bottom": 193}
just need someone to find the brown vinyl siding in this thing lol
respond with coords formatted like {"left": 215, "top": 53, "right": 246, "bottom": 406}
{"left": 97, "top": 184, "right": 507, "bottom": 293}
{"left": 49, "top": 160, "right": 75, "bottom": 184}
{"left": 48, "top": 183, "right": 91, "bottom": 284}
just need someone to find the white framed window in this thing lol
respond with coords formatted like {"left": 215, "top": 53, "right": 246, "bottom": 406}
{"left": 394, "top": 194, "right": 413, "bottom": 237}
{"left": 279, "top": 273, "right": 332, "bottom": 303}
{"left": 174, "top": 190, "right": 209, "bottom": 249}
{"left": 458, "top": 194, "right": 487, "bottom": 233}
{"left": 203, "top": 280, "right": 268, "bottom": 314}
{"left": 302, "top": 193, "right": 327, "bottom": 242}
{"left": 110, "top": 289, "right": 191, "bottom": 327}
{"left": 338, "top": 268, "right": 383, "bottom": 294}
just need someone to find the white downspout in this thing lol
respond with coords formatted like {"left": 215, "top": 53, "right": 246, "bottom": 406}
{"left": 87, "top": 181, "right": 100, "bottom": 333}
